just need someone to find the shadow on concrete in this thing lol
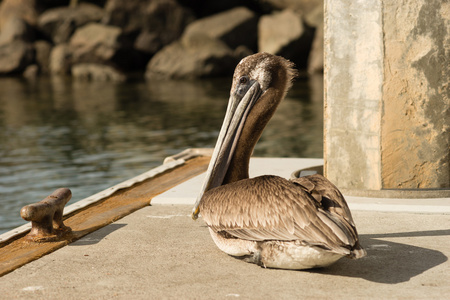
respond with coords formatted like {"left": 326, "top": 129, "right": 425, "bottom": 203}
{"left": 314, "top": 229, "right": 449, "bottom": 284}
{"left": 69, "top": 224, "right": 127, "bottom": 246}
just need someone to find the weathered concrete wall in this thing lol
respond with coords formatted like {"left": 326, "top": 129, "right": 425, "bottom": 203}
{"left": 382, "top": 0, "right": 450, "bottom": 189}
{"left": 324, "top": 0, "right": 450, "bottom": 192}
{"left": 324, "top": 0, "right": 384, "bottom": 190}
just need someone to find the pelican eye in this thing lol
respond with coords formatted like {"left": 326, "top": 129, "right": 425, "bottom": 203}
{"left": 235, "top": 75, "right": 253, "bottom": 98}
{"left": 239, "top": 76, "right": 249, "bottom": 85}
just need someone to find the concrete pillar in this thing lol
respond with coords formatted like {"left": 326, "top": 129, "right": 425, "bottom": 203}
{"left": 324, "top": 0, "right": 449, "bottom": 196}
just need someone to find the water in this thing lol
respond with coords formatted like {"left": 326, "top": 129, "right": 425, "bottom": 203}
{"left": 0, "top": 75, "right": 324, "bottom": 234}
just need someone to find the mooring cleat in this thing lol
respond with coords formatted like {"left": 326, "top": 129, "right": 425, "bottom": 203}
{"left": 20, "top": 188, "right": 73, "bottom": 242}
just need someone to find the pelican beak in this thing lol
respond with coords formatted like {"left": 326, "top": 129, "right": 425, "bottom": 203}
{"left": 192, "top": 80, "right": 262, "bottom": 220}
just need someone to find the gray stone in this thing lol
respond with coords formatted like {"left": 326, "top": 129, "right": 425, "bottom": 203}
{"left": 145, "top": 35, "right": 239, "bottom": 79}
{"left": 134, "top": 31, "right": 161, "bottom": 55}
{"left": 303, "top": 1, "right": 323, "bottom": 28}
{"left": 34, "top": 40, "right": 52, "bottom": 74}
{"left": 258, "top": 9, "right": 314, "bottom": 69}
{"left": 72, "top": 63, "right": 126, "bottom": 82}
{"left": 0, "top": 16, "right": 34, "bottom": 45}
{"left": 0, "top": 40, "right": 34, "bottom": 74}
{"left": 134, "top": 0, "right": 195, "bottom": 55}
{"left": 69, "top": 22, "right": 144, "bottom": 71}
{"left": 178, "top": 0, "right": 248, "bottom": 17}
{"left": 0, "top": 0, "right": 39, "bottom": 30}
{"left": 49, "top": 43, "right": 72, "bottom": 75}
{"left": 38, "top": 3, "right": 104, "bottom": 44}
{"left": 69, "top": 23, "right": 122, "bottom": 63}
{"left": 23, "top": 63, "right": 39, "bottom": 79}
{"left": 183, "top": 6, "right": 258, "bottom": 50}
{"left": 307, "top": 25, "right": 323, "bottom": 74}
{"left": 102, "top": 0, "right": 150, "bottom": 31}
{"left": 103, "top": 0, "right": 194, "bottom": 55}
{"left": 258, "top": 0, "right": 322, "bottom": 15}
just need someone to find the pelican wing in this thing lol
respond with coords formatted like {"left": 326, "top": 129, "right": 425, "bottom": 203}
{"left": 200, "top": 175, "right": 364, "bottom": 256}
{"left": 291, "top": 174, "right": 355, "bottom": 226}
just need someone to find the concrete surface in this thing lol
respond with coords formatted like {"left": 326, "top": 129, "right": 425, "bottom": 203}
{"left": 324, "top": 0, "right": 450, "bottom": 190}
{"left": 1, "top": 157, "right": 449, "bottom": 299}
{"left": 0, "top": 205, "right": 449, "bottom": 299}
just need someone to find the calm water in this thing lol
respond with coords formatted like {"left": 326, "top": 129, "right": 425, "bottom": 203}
{"left": 0, "top": 75, "right": 324, "bottom": 234}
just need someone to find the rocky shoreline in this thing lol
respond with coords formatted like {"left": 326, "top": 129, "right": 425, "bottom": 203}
{"left": 0, "top": 0, "right": 323, "bottom": 81}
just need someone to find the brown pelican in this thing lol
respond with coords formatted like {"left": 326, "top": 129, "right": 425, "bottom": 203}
{"left": 192, "top": 52, "right": 366, "bottom": 269}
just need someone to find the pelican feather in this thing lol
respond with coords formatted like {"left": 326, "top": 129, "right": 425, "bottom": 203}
{"left": 200, "top": 175, "right": 365, "bottom": 258}
{"left": 192, "top": 53, "right": 366, "bottom": 269}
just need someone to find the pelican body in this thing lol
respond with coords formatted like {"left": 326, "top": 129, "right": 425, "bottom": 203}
{"left": 192, "top": 53, "right": 366, "bottom": 269}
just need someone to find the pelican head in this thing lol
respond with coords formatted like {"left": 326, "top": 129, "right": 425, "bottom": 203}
{"left": 192, "top": 53, "right": 297, "bottom": 219}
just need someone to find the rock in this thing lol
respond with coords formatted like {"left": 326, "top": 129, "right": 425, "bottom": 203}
{"left": 145, "top": 6, "right": 259, "bottom": 79}
{"left": 23, "top": 64, "right": 39, "bottom": 79}
{"left": 70, "top": 22, "right": 146, "bottom": 71}
{"left": 307, "top": 25, "right": 323, "bottom": 74}
{"left": 258, "top": 0, "right": 322, "bottom": 15}
{"left": 0, "top": 40, "right": 34, "bottom": 74}
{"left": 102, "top": 0, "right": 148, "bottom": 31}
{"left": 0, "top": 0, "right": 39, "bottom": 30}
{"left": 258, "top": 9, "right": 314, "bottom": 69}
{"left": 183, "top": 6, "right": 258, "bottom": 50}
{"left": 233, "top": 45, "right": 253, "bottom": 60}
{"left": 178, "top": 0, "right": 254, "bottom": 18}
{"left": 70, "top": 22, "right": 121, "bottom": 63}
{"left": 0, "top": 16, "right": 34, "bottom": 45}
{"left": 303, "top": 1, "right": 323, "bottom": 28}
{"left": 146, "top": 35, "right": 239, "bottom": 79}
{"left": 49, "top": 43, "right": 72, "bottom": 75}
{"left": 72, "top": 63, "right": 126, "bottom": 82}
{"left": 103, "top": 0, "right": 194, "bottom": 56}
{"left": 134, "top": 0, "right": 195, "bottom": 55}
{"left": 38, "top": 3, "right": 104, "bottom": 44}
{"left": 134, "top": 31, "right": 160, "bottom": 55}
{"left": 34, "top": 40, "right": 52, "bottom": 74}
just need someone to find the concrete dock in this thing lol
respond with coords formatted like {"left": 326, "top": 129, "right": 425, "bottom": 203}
{"left": 1, "top": 157, "right": 449, "bottom": 299}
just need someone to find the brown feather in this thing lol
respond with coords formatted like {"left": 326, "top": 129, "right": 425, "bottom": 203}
{"left": 200, "top": 175, "right": 364, "bottom": 257}
{"left": 197, "top": 53, "right": 366, "bottom": 263}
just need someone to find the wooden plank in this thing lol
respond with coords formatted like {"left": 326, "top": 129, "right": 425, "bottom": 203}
{"left": 0, "top": 156, "right": 209, "bottom": 277}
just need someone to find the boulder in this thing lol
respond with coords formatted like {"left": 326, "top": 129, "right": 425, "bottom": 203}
{"left": 69, "top": 22, "right": 121, "bottom": 63}
{"left": 258, "top": 9, "right": 314, "bottom": 69}
{"left": 49, "top": 43, "right": 72, "bottom": 75}
{"left": 178, "top": 0, "right": 254, "bottom": 18}
{"left": 145, "top": 35, "right": 239, "bottom": 79}
{"left": 34, "top": 40, "right": 53, "bottom": 74}
{"left": 133, "top": 0, "right": 195, "bottom": 55}
{"left": 72, "top": 63, "right": 126, "bottom": 82}
{"left": 0, "top": 40, "right": 34, "bottom": 74}
{"left": 307, "top": 25, "right": 323, "bottom": 74}
{"left": 0, "top": 0, "right": 39, "bottom": 30}
{"left": 23, "top": 64, "right": 39, "bottom": 79}
{"left": 38, "top": 3, "right": 104, "bottom": 44}
{"left": 70, "top": 22, "right": 146, "bottom": 71}
{"left": 102, "top": 0, "right": 149, "bottom": 32}
{"left": 258, "top": 0, "right": 322, "bottom": 15}
{"left": 0, "top": 1, "right": 39, "bottom": 75}
{"left": 183, "top": 6, "right": 258, "bottom": 51}
{"left": 303, "top": 1, "right": 323, "bottom": 28}
{"left": 0, "top": 16, "right": 34, "bottom": 45}
{"left": 103, "top": 0, "right": 194, "bottom": 55}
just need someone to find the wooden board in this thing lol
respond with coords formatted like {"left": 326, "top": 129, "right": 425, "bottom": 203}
{"left": 0, "top": 156, "right": 209, "bottom": 277}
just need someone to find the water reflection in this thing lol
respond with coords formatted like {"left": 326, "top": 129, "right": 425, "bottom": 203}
{"left": 0, "top": 75, "right": 323, "bottom": 233}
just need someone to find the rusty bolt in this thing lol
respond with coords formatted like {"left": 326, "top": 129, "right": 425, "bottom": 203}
{"left": 20, "top": 188, "right": 72, "bottom": 242}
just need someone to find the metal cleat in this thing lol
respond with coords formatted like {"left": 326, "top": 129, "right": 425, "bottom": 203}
{"left": 20, "top": 188, "right": 72, "bottom": 242}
